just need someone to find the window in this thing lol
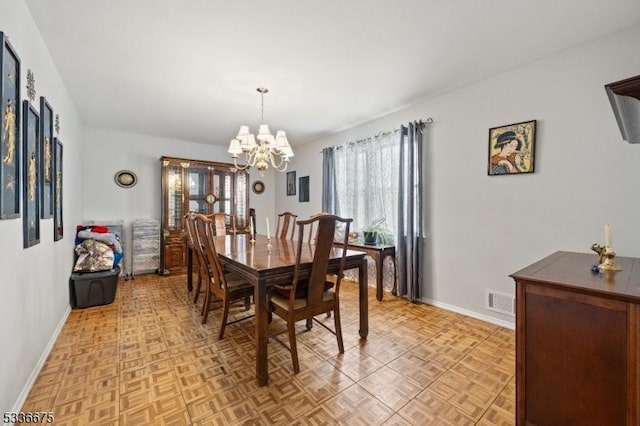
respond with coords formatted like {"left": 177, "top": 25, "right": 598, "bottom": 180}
{"left": 333, "top": 131, "right": 400, "bottom": 241}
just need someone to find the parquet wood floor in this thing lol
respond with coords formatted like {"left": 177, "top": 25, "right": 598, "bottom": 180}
{"left": 20, "top": 274, "right": 515, "bottom": 425}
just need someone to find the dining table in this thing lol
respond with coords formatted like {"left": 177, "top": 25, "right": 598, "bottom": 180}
{"left": 197, "top": 233, "right": 369, "bottom": 386}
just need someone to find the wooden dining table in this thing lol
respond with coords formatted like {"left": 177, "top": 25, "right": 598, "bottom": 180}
{"left": 194, "top": 233, "right": 369, "bottom": 386}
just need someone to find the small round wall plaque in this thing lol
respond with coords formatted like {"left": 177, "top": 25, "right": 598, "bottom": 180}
{"left": 252, "top": 181, "right": 265, "bottom": 194}
{"left": 114, "top": 170, "right": 137, "bottom": 188}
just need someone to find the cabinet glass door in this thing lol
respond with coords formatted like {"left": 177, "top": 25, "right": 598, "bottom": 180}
{"left": 166, "top": 165, "right": 183, "bottom": 230}
{"left": 188, "top": 166, "right": 214, "bottom": 214}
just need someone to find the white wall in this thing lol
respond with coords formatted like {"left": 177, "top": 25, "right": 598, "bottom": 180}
{"left": 276, "top": 24, "right": 640, "bottom": 327}
{"left": 0, "top": 0, "right": 85, "bottom": 413}
{"left": 82, "top": 127, "right": 276, "bottom": 272}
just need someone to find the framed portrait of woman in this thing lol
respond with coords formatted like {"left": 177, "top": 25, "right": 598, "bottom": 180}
{"left": 488, "top": 120, "right": 536, "bottom": 176}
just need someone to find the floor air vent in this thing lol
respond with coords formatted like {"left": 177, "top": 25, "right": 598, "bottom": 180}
{"left": 486, "top": 290, "right": 515, "bottom": 316}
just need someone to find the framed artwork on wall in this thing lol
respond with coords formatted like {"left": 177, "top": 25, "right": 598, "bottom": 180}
{"left": 299, "top": 176, "right": 309, "bottom": 202}
{"left": 40, "top": 96, "right": 54, "bottom": 218}
{"left": 23, "top": 101, "right": 40, "bottom": 248}
{"left": 0, "top": 32, "right": 21, "bottom": 219}
{"left": 286, "top": 171, "right": 296, "bottom": 196}
{"left": 252, "top": 180, "right": 265, "bottom": 194}
{"left": 488, "top": 119, "right": 536, "bottom": 176}
{"left": 53, "top": 138, "right": 63, "bottom": 241}
{"left": 114, "top": 169, "right": 137, "bottom": 188}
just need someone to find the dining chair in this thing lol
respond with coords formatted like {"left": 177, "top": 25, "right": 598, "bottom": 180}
{"left": 268, "top": 213, "right": 352, "bottom": 373}
{"left": 275, "top": 211, "right": 297, "bottom": 240}
{"left": 185, "top": 212, "right": 207, "bottom": 305}
{"left": 301, "top": 212, "right": 320, "bottom": 243}
{"left": 194, "top": 214, "right": 254, "bottom": 339}
{"left": 209, "top": 212, "right": 236, "bottom": 236}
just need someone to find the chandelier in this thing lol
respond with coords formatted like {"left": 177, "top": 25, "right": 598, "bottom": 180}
{"left": 227, "top": 87, "right": 294, "bottom": 175}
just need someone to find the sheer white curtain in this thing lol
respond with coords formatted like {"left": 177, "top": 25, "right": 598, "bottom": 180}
{"left": 334, "top": 130, "right": 401, "bottom": 240}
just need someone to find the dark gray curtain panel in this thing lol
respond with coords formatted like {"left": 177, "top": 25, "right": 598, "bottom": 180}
{"left": 396, "top": 121, "right": 424, "bottom": 301}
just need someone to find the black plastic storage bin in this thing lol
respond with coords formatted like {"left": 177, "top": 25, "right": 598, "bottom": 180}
{"left": 70, "top": 266, "right": 120, "bottom": 308}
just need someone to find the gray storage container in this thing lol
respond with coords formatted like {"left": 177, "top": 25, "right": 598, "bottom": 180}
{"left": 70, "top": 266, "right": 120, "bottom": 308}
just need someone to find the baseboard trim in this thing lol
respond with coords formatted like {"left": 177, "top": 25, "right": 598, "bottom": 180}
{"left": 11, "top": 305, "right": 71, "bottom": 413}
{"left": 420, "top": 297, "right": 515, "bottom": 330}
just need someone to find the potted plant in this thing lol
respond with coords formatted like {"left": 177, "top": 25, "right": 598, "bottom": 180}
{"left": 362, "top": 218, "right": 389, "bottom": 245}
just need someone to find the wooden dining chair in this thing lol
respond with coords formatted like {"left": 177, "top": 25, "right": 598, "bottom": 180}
{"left": 194, "top": 214, "right": 254, "bottom": 339}
{"left": 185, "top": 212, "right": 207, "bottom": 305}
{"left": 268, "top": 213, "right": 352, "bottom": 373}
{"left": 275, "top": 212, "right": 297, "bottom": 240}
{"left": 209, "top": 212, "right": 236, "bottom": 236}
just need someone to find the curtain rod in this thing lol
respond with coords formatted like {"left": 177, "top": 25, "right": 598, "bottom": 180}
{"left": 320, "top": 117, "right": 433, "bottom": 152}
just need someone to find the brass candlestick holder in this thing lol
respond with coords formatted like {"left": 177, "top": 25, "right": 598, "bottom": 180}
{"left": 591, "top": 243, "right": 622, "bottom": 271}
{"left": 250, "top": 234, "right": 255, "bottom": 244}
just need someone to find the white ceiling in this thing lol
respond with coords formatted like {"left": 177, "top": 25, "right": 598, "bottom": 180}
{"left": 25, "top": 0, "right": 640, "bottom": 147}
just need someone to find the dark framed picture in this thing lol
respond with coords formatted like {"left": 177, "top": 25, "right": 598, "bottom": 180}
{"left": 1, "top": 32, "right": 21, "bottom": 219}
{"left": 53, "top": 138, "right": 63, "bottom": 241}
{"left": 23, "top": 101, "right": 40, "bottom": 248}
{"left": 40, "top": 97, "right": 54, "bottom": 218}
{"left": 299, "top": 176, "right": 309, "bottom": 202}
{"left": 252, "top": 180, "right": 265, "bottom": 194}
{"left": 286, "top": 171, "right": 296, "bottom": 196}
{"left": 114, "top": 169, "right": 137, "bottom": 188}
{"left": 488, "top": 120, "right": 536, "bottom": 176}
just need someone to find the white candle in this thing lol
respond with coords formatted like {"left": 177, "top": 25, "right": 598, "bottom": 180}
{"left": 605, "top": 224, "right": 612, "bottom": 248}
{"left": 249, "top": 219, "right": 254, "bottom": 236}
{"left": 266, "top": 217, "right": 271, "bottom": 239}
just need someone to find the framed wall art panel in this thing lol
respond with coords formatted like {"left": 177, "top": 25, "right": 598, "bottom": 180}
{"left": 0, "top": 32, "right": 21, "bottom": 219}
{"left": 40, "top": 96, "right": 54, "bottom": 218}
{"left": 286, "top": 171, "right": 296, "bottom": 196}
{"left": 299, "top": 175, "right": 309, "bottom": 202}
{"left": 23, "top": 101, "right": 40, "bottom": 248}
{"left": 487, "top": 120, "right": 536, "bottom": 176}
{"left": 53, "top": 138, "right": 63, "bottom": 241}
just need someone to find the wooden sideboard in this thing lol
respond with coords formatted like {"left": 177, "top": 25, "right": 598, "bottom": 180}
{"left": 510, "top": 251, "right": 640, "bottom": 425}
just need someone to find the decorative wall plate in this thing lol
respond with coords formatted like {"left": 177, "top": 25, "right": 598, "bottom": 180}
{"left": 115, "top": 170, "right": 137, "bottom": 188}
{"left": 252, "top": 180, "right": 265, "bottom": 194}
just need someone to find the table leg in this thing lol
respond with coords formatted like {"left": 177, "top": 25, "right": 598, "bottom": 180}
{"left": 358, "top": 257, "right": 369, "bottom": 339}
{"left": 187, "top": 245, "right": 193, "bottom": 292}
{"left": 390, "top": 253, "right": 398, "bottom": 296}
{"left": 373, "top": 252, "right": 383, "bottom": 301}
{"left": 254, "top": 278, "right": 269, "bottom": 386}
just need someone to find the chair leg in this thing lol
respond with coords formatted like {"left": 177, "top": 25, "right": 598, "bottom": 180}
{"left": 244, "top": 295, "right": 251, "bottom": 310}
{"left": 333, "top": 306, "right": 344, "bottom": 354}
{"left": 218, "top": 298, "right": 230, "bottom": 340}
{"left": 201, "top": 289, "right": 210, "bottom": 324}
{"left": 193, "top": 271, "right": 202, "bottom": 304}
{"left": 306, "top": 318, "right": 313, "bottom": 330}
{"left": 288, "top": 320, "right": 300, "bottom": 374}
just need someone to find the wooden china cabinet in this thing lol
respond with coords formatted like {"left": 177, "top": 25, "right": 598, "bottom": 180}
{"left": 160, "top": 156, "right": 249, "bottom": 275}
